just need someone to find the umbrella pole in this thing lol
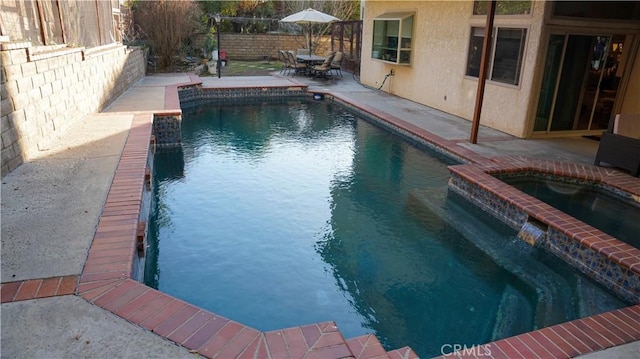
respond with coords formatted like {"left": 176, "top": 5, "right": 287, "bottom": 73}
{"left": 309, "top": 25, "right": 312, "bottom": 57}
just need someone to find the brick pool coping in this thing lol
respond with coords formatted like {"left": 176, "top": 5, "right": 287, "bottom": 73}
{"left": 3, "top": 78, "right": 639, "bottom": 358}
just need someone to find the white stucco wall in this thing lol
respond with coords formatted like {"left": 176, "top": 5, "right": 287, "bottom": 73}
{"left": 361, "top": 0, "right": 545, "bottom": 138}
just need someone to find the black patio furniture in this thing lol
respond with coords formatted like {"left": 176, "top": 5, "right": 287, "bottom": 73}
{"left": 594, "top": 113, "right": 640, "bottom": 177}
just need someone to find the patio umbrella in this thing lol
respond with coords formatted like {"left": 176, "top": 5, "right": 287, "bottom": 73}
{"left": 280, "top": 8, "right": 340, "bottom": 56}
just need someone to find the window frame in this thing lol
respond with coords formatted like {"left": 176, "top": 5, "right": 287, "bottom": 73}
{"left": 371, "top": 12, "right": 414, "bottom": 65}
{"left": 465, "top": 26, "right": 528, "bottom": 87}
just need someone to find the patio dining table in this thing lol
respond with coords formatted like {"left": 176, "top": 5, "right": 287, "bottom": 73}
{"left": 296, "top": 54, "right": 326, "bottom": 65}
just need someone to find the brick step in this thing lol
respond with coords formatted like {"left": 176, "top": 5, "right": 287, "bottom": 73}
{"left": 387, "top": 346, "right": 419, "bottom": 359}
{"left": 263, "top": 323, "right": 419, "bottom": 359}
{"left": 346, "top": 334, "right": 389, "bottom": 359}
{"left": 262, "top": 321, "right": 352, "bottom": 358}
{"left": 346, "top": 334, "right": 418, "bottom": 359}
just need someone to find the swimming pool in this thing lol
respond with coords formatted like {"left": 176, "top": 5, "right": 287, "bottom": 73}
{"left": 145, "top": 99, "right": 627, "bottom": 358}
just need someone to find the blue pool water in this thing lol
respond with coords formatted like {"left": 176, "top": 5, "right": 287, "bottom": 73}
{"left": 145, "top": 99, "right": 627, "bottom": 357}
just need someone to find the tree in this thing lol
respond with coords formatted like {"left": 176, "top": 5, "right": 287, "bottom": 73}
{"left": 198, "top": 0, "right": 279, "bottom": 33}
{"left": 281, "top": 0, "right": 360, "bottom": 21}
{"left": 134, "top": 0, "right": 201, "bottom": 69}
{"left": 197, "top": 0, "right": 360, "bottom": 34}
{"left": 473, "top": 1, "right": 531, "bottom": 15}
{"left": 280, "top": 0, "right": 360, "bottom": 51}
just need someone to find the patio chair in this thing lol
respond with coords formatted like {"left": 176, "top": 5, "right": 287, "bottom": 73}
{"left": 286, "top": 51, "right": 308, "bottom": 76}
{"left": 278, "top": 50, "right": 291, "bottom": 75}
{"left": 330, "top": 52, "right": 344, "bottom": 77}
{"left": 594, "top": 113, "right": 640, "bottom": 177}
{"left": 311, "top": 52, "right": 335, "bottom": 79}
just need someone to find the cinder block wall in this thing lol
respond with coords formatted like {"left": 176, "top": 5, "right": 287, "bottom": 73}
{"left": 219, "top": 33, "right": 331, "bottom": 60}
{"left": 1, "top": 43, "right": 146, "bottom": 176}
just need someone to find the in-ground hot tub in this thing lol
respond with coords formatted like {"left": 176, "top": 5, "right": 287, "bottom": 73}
{"left": 447, "top": 157, "right": 640, "bottom": 304}
{"left": 498, "top": 173, "right": 640, "bottom": 249}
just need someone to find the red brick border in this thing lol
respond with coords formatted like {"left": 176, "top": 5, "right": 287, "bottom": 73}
{"left": 1, "top": 275, "right": 78, "bottom": 303}
{"left": 437, "top": 305, "right": 640, "bottom": 359}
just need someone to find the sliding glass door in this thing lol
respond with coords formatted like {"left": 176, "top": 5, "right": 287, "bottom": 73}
{"left": 534, "top": 33, "right": 628, "bottom": 134}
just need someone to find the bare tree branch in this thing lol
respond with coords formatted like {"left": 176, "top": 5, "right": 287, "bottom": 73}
{"left": 135, "top": 0, "right": 201, "bottom": 69}
{"left": 280, "top": 0, "right": 359, "bottom": 53}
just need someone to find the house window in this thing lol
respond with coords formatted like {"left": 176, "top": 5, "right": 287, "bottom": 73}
{"left": 466, "top": 27, "right": 527, "bottom": 86}
{"left": 473, "top": 1, "right": 531, "bottom": 15}
{"left": 372, "top": 12, "right": 414, "bottom": 65}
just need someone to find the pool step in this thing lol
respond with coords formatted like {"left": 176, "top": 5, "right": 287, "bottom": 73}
{"left": 346, "top": 334, "right": 419, "bottom": 359}
{"left": 407, "top": 188, "right": 575, "bottom": 330}
{"left": 491, "top": 284, "right": 534, "bottom": 341}
{"left": 575, "top": 275, "right": 628, "bottom": 318}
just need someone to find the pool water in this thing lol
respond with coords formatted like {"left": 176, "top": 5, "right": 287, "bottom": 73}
{"left": 145, "top": 100, "right": 627, "bottom": 358}
{"left": 502, "top": 176, "right": 640, "bottom": 248}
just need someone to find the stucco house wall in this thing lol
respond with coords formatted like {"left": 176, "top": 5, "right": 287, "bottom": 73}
{"left": 361, "top": 0, "right": 640, "bottom": 139}
{"left": 361, "top": 0, "right": 544, "bottom": 138}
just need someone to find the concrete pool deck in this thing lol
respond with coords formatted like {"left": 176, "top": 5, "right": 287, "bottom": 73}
{"left": 1, "top": 72, "right": 639, "bottom": 358}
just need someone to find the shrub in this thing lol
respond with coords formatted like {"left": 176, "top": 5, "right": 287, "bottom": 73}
{"left": 134, "top": 0, "right": 201, "bottom": 69}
